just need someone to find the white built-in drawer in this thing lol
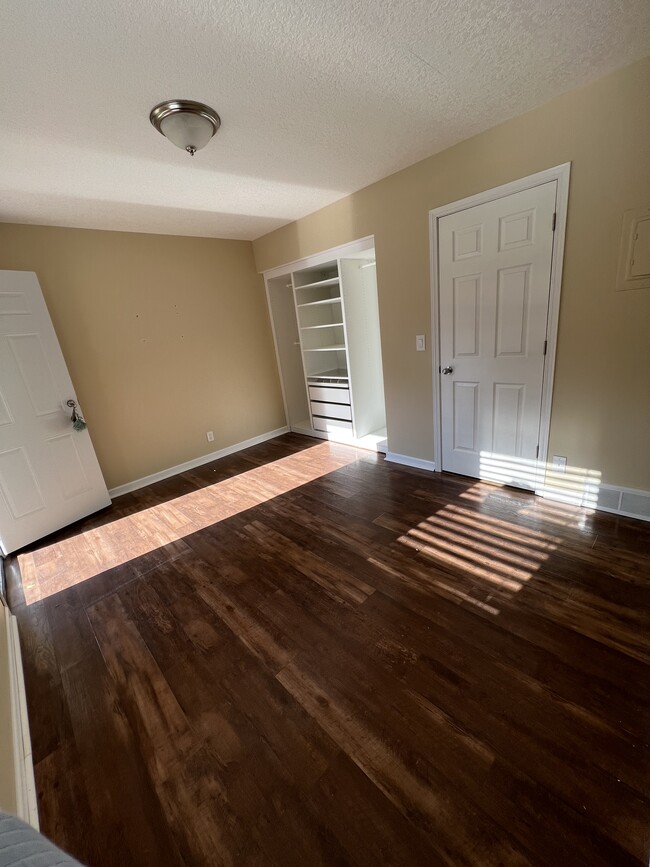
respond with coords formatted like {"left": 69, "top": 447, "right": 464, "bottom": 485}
{"left": 310, "top": 401, "right": 352, "bottom": 421}
{"left": 313, "top": 416, "right": 353, "bottom": 433}
{"left": 308, "top": 385, "right": 350, "bottom": 404}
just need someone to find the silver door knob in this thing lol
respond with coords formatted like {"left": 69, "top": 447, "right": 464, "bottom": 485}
{"left": 441, "top": 366, "right": 454, "bottom": 375}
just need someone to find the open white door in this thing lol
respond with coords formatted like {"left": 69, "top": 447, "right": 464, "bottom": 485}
{"left": 0, "top": 271, "right": 110, "bottom": 554}
{"left": 437, "top": 181, "right": 557, "bottom": 487}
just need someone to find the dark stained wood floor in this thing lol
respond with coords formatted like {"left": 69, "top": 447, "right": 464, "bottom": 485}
{"left": 5, "top": 433, "right": 650, "bottom": 866}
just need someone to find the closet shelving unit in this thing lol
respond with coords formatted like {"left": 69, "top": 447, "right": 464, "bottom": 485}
{"left": 264, "top": 238, "right": 387, "bottom": 451}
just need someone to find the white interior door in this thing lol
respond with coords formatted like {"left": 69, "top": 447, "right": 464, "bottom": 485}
{"left": 0, "top": 271, "right": 110, "bottom": 554}
{"left": 438, "top": 181, "right": 557, "bottom": 487}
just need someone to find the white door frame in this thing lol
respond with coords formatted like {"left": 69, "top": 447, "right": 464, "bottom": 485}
{"left": 429, "top": 162, "right": 571, "bottom": 474}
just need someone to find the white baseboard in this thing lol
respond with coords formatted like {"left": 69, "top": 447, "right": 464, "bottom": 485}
{"left": 108, "top": 426, "right": 290, "bottom": 498}
{"left": 592, "top": 483, "right": 650, "bottom": 522}
{"left": 108, "top": 432, "right": 650, "bottom": 525}
{"left": 538, "top": 481, "right": 650, "bottom": 522}
{"left": 384, "top": 452, "right": 436, "bottom": 472}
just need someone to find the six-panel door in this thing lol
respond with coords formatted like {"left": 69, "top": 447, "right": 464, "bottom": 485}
{"left": 438, "top": 182, "right": 557, "bottom": 486}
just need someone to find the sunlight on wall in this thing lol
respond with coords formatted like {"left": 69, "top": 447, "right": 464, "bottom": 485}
{"left": 479, "top": 451, "right": 602, "bottom": 511}
{"left": 480, "top": 452, "right": 601, "bottom": 527}
{"left": 18, "top": 442, "right": 358, "bottom": 605}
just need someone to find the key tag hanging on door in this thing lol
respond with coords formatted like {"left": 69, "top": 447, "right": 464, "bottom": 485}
{"left": 66, "top": 399, "right": 87, "bottom": 431}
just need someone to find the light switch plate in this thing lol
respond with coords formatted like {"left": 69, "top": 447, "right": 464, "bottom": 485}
{"left": 416, "top": 335, "right": 426, "bottom": 351}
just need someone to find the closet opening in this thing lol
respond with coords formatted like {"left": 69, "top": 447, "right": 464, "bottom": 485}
{"left": 263, "top": 237, "right": 387, "bottom": 453}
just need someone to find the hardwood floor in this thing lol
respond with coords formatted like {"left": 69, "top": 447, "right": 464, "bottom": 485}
{"left": 5, "top": 433, "right": 650, "bottom": 866}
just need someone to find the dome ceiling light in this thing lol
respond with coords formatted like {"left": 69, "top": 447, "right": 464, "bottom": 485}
{"left": 149, "top": 99, "right": 221, "bottom": 156}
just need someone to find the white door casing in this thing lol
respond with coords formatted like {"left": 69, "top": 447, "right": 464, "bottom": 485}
{"left": 433, "top": 172, "right": 567, "bottom": 487}
{"left": 0, "top": 271, "right": 110, "bottom": 554}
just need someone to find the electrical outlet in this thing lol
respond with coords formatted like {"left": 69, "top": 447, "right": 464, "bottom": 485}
{"left": 552, "top": 455, "right": 567, "bottom": 472}
{"left": 206, "top": 431, "right": 214, "bottom": 443}
{"left": 416, "top": 335, "right": 426, "bottom": 352}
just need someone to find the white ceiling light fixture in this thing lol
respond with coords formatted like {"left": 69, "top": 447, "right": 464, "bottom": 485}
{"left": 149, "top": 99, "right": 221, "bottom": 156}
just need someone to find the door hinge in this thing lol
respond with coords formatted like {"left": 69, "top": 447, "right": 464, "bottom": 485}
{"left": 536, "top": 445, "right": 539, "bottom": 458}
{"left": 543, "top": 339, "right": 547, "bottom": 355}
{"left": 552, "top": 212, "right": 557, "bottom": 231}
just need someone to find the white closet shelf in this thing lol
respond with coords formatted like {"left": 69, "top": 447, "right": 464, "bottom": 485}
{"left": 265, "top": 242, "right": 385, "bottom": 448}
{"left": 307, "top": 369, "right": 349, "bottom": 381}
{"left": 296, "top": 297, "right": 342, "bottom": 308}
{"left": 303, "top": 345, "right": 346, "bottom": 352}
{"left": 294, "top": 277, "right": 339, "bottom": 291}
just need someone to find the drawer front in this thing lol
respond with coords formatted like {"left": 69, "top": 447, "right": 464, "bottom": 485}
{"left": 310, "top": 401, "right": 352, "bottom": 421}
{"left": 313, "top": 416, "right": 353, "bottom": 433}
{"left": 308, "top": 385, "right": 350, "bottom": 404}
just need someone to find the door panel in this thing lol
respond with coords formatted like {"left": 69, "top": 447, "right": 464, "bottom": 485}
{"left": 453, "top": 275, "right": 481, "bottom": 357}
{"left": 0, "top": 271, "right": 110, "bottom": 554}
{"left": 0, "top": 293, "right": 30, "bottom": 315}
{"left": 0, "top": 389, "right": 12, "bottom": 426}
{"left": 499, "top": 209, "right": 535, "bottom": 250}
{"left": 48, "top": 433, "right": 92, "bottom": 499}
{"left": 438, "top": 182, "right": 556, "bottom": 485}
{"left": 495, "top": 266, "right": 530, "bottom": 357}
{"left": 9, "top": 333, "right": 61, "bottom": 416}
{"left": 493, "top": 383, "right": 525, "bottom": 455}
{"left": 0, "top": 448, "right": 45, "bottom": 518}
{"left": 453, "top": 224, "right": 483, "bottom": 260}
{"left": 453, "top": 382, "right": 479, "bottom": 453}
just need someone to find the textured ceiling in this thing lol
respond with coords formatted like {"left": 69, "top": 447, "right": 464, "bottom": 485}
{"left": 1, "top": 0, "right": 648, "bottom": 240}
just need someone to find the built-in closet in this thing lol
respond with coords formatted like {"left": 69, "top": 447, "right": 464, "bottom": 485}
{"left": 263, "top": 238, "right": 387, "bottom": 451}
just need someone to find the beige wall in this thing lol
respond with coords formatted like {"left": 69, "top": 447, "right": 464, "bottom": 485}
{"left": 254, "top": 58, "right": 650, "bottom": 490}
{"left": 0, "top": 225, "right": 286, "bottom": 489}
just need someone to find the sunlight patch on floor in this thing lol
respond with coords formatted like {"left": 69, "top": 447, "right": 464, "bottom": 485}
{"left": 18, "top": 442, "right": 360, "bottom": 604}
{"left": 391, "top": 453, "right": 604, "bottom": 614}
{"left": 396, "top": 498, "right": 560, "bottom": 609}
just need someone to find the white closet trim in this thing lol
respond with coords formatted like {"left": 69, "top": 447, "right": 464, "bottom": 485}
{"left": 261, "top": 236, "right": 375, "bottom": 280}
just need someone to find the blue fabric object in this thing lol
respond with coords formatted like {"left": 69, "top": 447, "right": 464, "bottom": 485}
{"left": 0, "top": 813, "right": 84, "bottom": 867}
